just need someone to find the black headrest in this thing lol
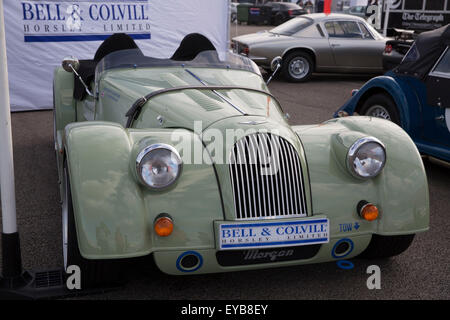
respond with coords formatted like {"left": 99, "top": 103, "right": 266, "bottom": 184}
{"left": 171, "top": 33, "right": 216, "bottom": 61}
{"left": 94, "top": 33, "right": 141, "bottom": 62}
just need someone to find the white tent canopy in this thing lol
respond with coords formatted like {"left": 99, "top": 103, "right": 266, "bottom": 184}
{"left": 3, "top": 0, "right": 230, "bottom": 111}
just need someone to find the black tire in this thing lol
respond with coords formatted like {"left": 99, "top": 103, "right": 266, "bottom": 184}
{"left": 358, "top": 234, "right": 415, "bottom": 259}
{"left": 359, "top": 93, "right": 401, "bottom": 125}
{"left": 63, "top": 163, "right": 125, "bottom": 289}
{"left": 282, "top": 51, "right": 314, "bottom": 82}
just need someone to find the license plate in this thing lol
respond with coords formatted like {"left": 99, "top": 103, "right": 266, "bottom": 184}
{"left": 219, "top": 219, "right": 329, "bottom": 250}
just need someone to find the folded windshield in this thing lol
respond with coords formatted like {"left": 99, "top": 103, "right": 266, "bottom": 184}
{"left": 95, "top": 49, "right": 261, "bottom": 78}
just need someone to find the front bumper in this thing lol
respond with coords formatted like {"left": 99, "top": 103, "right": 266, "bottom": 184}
{"left": 153, "top": 233, "right": 372, "bottom": 275}
{"left": 152, "top": 215, "right": 374, "bottom": 275}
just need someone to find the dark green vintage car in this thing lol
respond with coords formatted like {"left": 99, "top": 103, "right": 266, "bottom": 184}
{"left": 53, "top": 33, "right": 429, "bottom": 288}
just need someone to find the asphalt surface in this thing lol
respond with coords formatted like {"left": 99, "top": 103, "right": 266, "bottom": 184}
{"left": 0, "top": 24, "right": 449, "bottom": 300}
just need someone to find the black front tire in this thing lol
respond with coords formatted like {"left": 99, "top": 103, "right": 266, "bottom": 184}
{"left": 358, "top": 234, "right": 415, "bottom": 259}
{"left": 64, "top": 164, "right": 125, "bottom": 289}
{"left": 282, "top": 52, "right": 313, "bottom": 82}
{"left": 359, "top": 93, "right": 401, "bottom": 125}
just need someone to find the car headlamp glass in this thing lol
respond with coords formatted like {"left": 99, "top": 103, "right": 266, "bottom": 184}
{"left": 136, "top": 144, "right": 182, "bottom": 189}
{"left": 347, "top": 137, "right": 386, "bottom": 179}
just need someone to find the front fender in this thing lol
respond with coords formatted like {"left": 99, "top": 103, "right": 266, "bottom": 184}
{"left": 335, "top": 75, "right": 416, "bottom": 132}
{"left": 64, "top": 122, "right": 223, "bottom": 259}
{"left": 293, "top": 116, "right": 429, "bottom": 237}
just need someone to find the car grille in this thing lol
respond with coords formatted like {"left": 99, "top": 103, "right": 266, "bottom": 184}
{"left": 229, "top": 133, "right": 308, "bottom": 220}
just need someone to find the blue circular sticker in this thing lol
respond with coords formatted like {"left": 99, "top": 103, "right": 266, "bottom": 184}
{"left": 332, "top": 238, "right": 354, "bottom": 259}
{"left": 336, "top": 260, "right": 355, "bottom": 270}
{"left": 176, "top": 251, "right": 203, "bottom": 273}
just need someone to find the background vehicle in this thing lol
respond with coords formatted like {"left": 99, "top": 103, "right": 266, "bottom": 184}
{"left": 264, "top": 2, "right": 307, "bottom": 26}
{"left": 378, "top": 0, "right": 450, "bottom": 69}
{"left": 232, "top": 13, "right": 386, "bottom": 82}
{"left": 53, "top": 33, "right": 428, "bottom": 288}
{"left": 345, "top": 5, "right": 367, "bottom": 19}
{"left": 335, "top": 24, "right": 450, "bottom": 163}
{"left": 382, "top": 28, "right": 415, "bottom": 71}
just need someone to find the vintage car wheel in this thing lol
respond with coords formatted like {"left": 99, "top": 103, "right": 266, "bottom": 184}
{"left": 282, "top": 52, "right": 313, "bottom": 82}
{"left": 358, "top": 234, "right": 415, "bottom": 259}
{"left": 360, "top": 93, "right": 401, "bottom": 125}
{"left": 63, "top": 163, "right": 125, "bottom": 288}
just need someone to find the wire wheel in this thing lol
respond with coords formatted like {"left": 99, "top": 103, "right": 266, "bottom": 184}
{"left": 360, "top": 93, "right": 400, "bottom": 125}
{"left": 365, "top": 105, "right": 392, "bottom": 121}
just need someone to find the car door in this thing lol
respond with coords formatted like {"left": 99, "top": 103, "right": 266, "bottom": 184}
{"left": 423, "top": 46, "right": 450, "bottom": 148}
{"left": 324, "top": 20, "right": 383, "bottom": 71}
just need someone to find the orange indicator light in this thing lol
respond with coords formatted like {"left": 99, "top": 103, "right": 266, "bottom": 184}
{"left": 154, "top": 216, "right": 174, "bottom": 237}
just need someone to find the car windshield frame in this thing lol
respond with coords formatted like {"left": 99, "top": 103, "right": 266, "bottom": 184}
{"left": 269, "top": 16, "right": 313, "bottom": 36}
{"left": 95, "top": 49, "right": 261, "bottom": 81}
{"left": 429, "top": 46, "right": 450, "bottom": 79}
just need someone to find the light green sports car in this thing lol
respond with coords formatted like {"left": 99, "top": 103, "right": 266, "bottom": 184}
{"left": 53, "top": 33, "right": 429, "bottom": 288}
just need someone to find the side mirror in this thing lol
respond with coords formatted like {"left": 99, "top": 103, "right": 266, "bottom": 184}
{"left": 61, "top": 56, "right": 95, "bottom": 98}
{"left": 62, "top": 56, "right": 80, "bottom": 73}
{"left": 266, "top": 56, "right": 282, "bottom": 85}
{"left": 270, "top": 56, "right": 282, "bottom": 72}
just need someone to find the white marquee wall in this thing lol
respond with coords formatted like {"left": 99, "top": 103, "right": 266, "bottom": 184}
{"left": 3, "top": 0, "right": 229, "bottom": 111}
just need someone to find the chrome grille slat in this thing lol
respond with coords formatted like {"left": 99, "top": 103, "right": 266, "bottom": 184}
{"left": 281, "top": 138, "right": 293, "bottom": 215}
{"left": 246, "top": 136, "right": 258, "bottom": 219}
{"left": 261, "top": 134, "right": 274, "bottom": 218}
{"left": 256, "top": 135, "right": 268, "bottom": 218}
{"left": 269, "top": 134, "right": 282, "bottom": 216}
{"left": 229, "top": 150, "right": 240, "bottom": 219}
{"left": 286, "top": 138, "right": 297, "bottom": 215}
{"left": 292, "top": 143, "right": 306, "bottom": 213}
{"left": 237, "top": 139, "right": 248, "bottom": 219}
{"left": 229, "top": 133, "right": 307, "bottom": 220}
{"left": 278, "top": 138, "right": 290, "bottom": 215}
{"left": 260, "top": 134, "right": 271, "bottom": 218}
{"left": 286, "top": 140, "right": 299, "bottom": 214}
{"left": 249, "top": 135, "right": 262, "bottom": 217}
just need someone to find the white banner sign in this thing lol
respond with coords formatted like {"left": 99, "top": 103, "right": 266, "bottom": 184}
{"left": 3, "top": 0, "right": 229, "bottom": 111}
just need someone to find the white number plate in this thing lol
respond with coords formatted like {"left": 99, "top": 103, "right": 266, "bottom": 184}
{"left": 219, "top": 219, "right": 329, "bottom": 250}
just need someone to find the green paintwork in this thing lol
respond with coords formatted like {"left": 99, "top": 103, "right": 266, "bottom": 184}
{"left": 53, "top": 61, "right": 429, "bottom": 274}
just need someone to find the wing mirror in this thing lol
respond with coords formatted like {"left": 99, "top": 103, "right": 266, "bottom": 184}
{"left": 61, "top": 56, "right": 94, "bottom": 98}
{"left": 266, "top": 56, "right": 282, "bottom": 85}
{"left": 62, "top": 56, "right": 80, "bottom": 73}
{"left": 271, "top": 56, "right": 282, "bottom": 72}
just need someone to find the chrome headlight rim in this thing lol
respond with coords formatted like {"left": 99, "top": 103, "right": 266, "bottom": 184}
{"left": 136, "top": 143, "right": 183, "bottom": 190}
{"left": 346, "top": 137, "right": 386, "bottom": 179}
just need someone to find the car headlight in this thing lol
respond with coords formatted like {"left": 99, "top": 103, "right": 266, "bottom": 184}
{"left": 347, "top": 137, "right": 386, "bottom": 179}
{"left": 136, "top": 144, "right": 182, "bottom": 189}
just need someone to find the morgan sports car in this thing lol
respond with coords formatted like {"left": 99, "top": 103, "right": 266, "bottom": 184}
{"left": 335, "top": 24, "right": 450, "bottom": 163}
{"left": 53, "top": 33, "right": 429, "bottom": 288}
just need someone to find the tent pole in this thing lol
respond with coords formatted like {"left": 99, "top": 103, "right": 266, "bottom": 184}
{"left": 0, "top": 0, "right": 25, "bottom": 287}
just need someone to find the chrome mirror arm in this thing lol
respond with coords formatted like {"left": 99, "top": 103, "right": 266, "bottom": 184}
{"left": 266, "top": 56, "right": 283, "bottom": 86}
{"left": 266, "top": 62, "right": 281, "bottom": 86}
{"left": 69, "top": 64, "right": 95, "bottom": 98}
